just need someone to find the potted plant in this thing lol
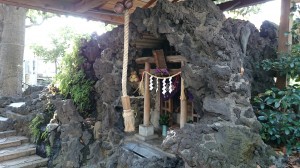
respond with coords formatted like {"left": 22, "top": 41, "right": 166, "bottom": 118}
{"left": 159, "top": 113, "right": 169, "bottom": 137}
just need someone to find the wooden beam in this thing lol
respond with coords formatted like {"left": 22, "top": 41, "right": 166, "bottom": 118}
{"left": 180, "top": 61, "right": 187, "bottom": 128}
{"left": 139, "top": 68, "right": 181, "bottom": 75}
{"left": 136, "top": 55, "right": 187, "bottom": 64}
{"left": 142, "top": 0, "right": 156, "bottom": 9}
{"left": 0, "top": 0, "right": 123, "bottom": 24}
{"left": 153, "top": 49, "right": 167, "bottom": 69}
{"left": 71, "top": 0, "right": 109, "bottom": 13}
{"left": 144, "top": 62, "right": 151, "bottom": 126}
{"left": 276, "top": 0, "right": 292, "bottom": 89}
{"left": 218, "top": 0, "right": 273, "bottom": 11}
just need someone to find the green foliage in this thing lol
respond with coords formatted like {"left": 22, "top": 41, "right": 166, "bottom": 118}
{"left": 227, "top": 6, "right": 260, "bottom": 18}
{"left": 29, "top": 114, "right": 45, "bottom": 143}
{"left": 261, "top": 56, "right": 300, "bottom": 82}
{"left": 159, "top": 113, "right": 170, "bottom": 126}
{"left": 30, "top": 27, "right": 84, "bottom": 74}
{"left": 253, "top": 85, "right": 300, "bottom": 153}
{"left": 253, "top": 1, "right": 300, "bottom": 154}
{"left": 29, "top": 101, "right": 55, "bottom": 143}
{"left": 26, "top": 9, "right": 55, "bottom": 28}
{"left": 261, "top": 15, "right": 300, "bottom": 82}
{"left": 55, "top": 37, "right": 93, "bottom": 114}
{"left": 46, "top": 145, "right": 52, "bottom": 157}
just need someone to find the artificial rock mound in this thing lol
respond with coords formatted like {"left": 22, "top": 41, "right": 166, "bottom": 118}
{"left": 133, "top": 0, "right": 276, "bottom": 167}
{"left": 79, "top": 0, "right": 279, "bottom": 167}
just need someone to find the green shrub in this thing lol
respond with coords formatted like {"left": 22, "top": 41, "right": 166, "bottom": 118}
{"left": 55, "top": 37, "right": 94, "bottom": 115}
{"left": 253, "top": 85, "right": 300, "bottom": 153}
{"left": 261, "top": 56, "right": 300, "bottom": 82}
{"left": 159, "top": 113, "right": 170, "bottom": 126}
{"left": 29, "top": 114, "right": 45, "bottom": 143}
{"left": 29, "top": 101, "right": 55, "bottom": 143}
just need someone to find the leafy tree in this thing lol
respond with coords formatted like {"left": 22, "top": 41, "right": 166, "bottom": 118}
{"left": 253, "top": 4, "right": 300, "bottom": 154}
{"left": 214, "top": 0, "right": 261, "bottom": 19}
{"left": 26, "top": 10, "right": 55, "bottom": 28}
{"left": 30, "top": 27, "right": 79, "bottom": 74}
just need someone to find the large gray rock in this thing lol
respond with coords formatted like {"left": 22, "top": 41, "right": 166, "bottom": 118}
{"left": 51, "top": 99, "right": 85, "bottom": 168}
{"left": 54, "top": 100, "right": 83, "bottom": 124}
{"left": 117, "top": 145, "right": 184, "bottom": 168}
{"left": 162, "top": 124, "right": 275, "bottom": 168}
{"left": 0, "top": 116, "right": 13, "bottom": 131}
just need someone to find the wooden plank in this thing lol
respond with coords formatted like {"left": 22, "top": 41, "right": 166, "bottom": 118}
{"left": 139, "top": 68, "right": 181, "bottom": 75}
{"left": 167, "top": 55, "right": 187, "bottom": 63}
{"left": 0, "top": 0, "right": 124, "bottom": 24}
{"left": 218, "top": 0, "right": 272, "bottom": 11}
{"left": 153, "top": 49, "right": 167, "bottom": 69}
{"left": 131, "top": 40, "right": 163, "bottom": 49}
{"left": 142, "top": 0, "right": 156, "bottom": 9}
{"left": 276, "top": 0, "right": 292, "bottom": 89}
{"left": 71, "top": 0, "right": 110, "bottom": 13}
{"left": 136, "top": 57, "right": 155, "bottom": 64}
{"left": 136, "top": 55, "right": 187, "bottom": 64}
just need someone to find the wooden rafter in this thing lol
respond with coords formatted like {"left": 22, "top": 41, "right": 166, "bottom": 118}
{"left": 71, "top": 0, "right": 110, "bottom": 13}
{"left": 136, "top": 55, "right": 187, "bottom": 64}
{"left": 142, "top": 0, "right": 156, "bottom": 9}
{"left": 218, "top": 0, "right": 272, "bottom": 11}
{"left": 0, "top": 0, "right": 124, "bottom": 24}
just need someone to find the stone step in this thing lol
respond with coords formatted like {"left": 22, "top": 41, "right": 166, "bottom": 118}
{"left": 0, "top": 155, "right": 48, "bottom": 168}
{"left": 4, "top": 111, "right": 26, "bottom": 121}
{"left": 0, "top": 117, "right": 13, "bottom": 132}
{"left": 0, "top": 131, "right": 16, "bottom": 139}
{"left": 122, "top": 141, "right": 174, "bottom": 159}
{"left": 0, "top": 144, "right": 36, "bottom": 162}
{"left": 0, "top": 136, "right": 29, "bottom": 149}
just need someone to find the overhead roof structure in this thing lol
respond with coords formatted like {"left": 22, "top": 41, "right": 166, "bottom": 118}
{"left": 0, "top": 0, "right": 283, "bottom": 24}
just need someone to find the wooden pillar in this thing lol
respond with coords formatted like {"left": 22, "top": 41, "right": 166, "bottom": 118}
{"left": 276, "top": 0, "right": 292, "bottom": 89}
{"left": 144, "top": 62, "right": 151, "bottom": 126}
{"left": 180, "top": 62, "right": 187, "bottom": 128}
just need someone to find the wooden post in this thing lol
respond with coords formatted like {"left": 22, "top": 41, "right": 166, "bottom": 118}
{"left": 276, "top": 0, "right": 292, "bottom": 89}
{"left": 144, "top": 62, "right": 151, "bottom": 126}
{"left": 180, "top": 62, "right": 187, "bottom": 128}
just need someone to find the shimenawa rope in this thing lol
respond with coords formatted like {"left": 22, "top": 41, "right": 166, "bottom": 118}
{"left": 122, "top": 10, "right": 135, "bottom": 132}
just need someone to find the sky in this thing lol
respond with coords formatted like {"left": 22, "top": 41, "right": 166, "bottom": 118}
{"left": 244, "top": 0, "right": 281, "bottom": 27}
{"left": 25, "top": 16, "right": 107, "bottom": 48}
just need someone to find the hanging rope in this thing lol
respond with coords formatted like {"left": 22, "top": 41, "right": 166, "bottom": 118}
{"left": 122, "top": 10, "right": 129, "bottom": 97}
{"left": 121, "top": 9, "right": 135, "bottom": 132}
{"left": 138, "top": 71, "right": 182, "bottom": 95}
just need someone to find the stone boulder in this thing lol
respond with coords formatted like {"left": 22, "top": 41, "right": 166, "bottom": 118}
{"left": 51, "top": 99, "right": 87, "bottom": 168}
{"left": 162, "top": 124, "right": 275, "bottom": 167}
